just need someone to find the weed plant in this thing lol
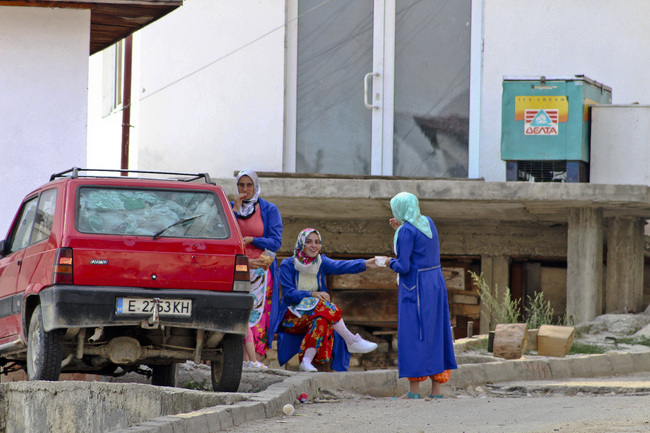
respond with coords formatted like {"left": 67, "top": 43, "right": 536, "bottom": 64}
{"left": 524, "top": 291, "right": 556, "bottom": 330}
{"left": 568, "top": 342, "right": 608, "bottom": 355}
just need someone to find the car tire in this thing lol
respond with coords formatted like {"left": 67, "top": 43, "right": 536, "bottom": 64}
{"left": 27, "top": 304, "right": 64, "bottom": 381}
{"left": 151, "top": 363, "right": 178, "bottom": 387}
{"left": 211, "top": 333, "right": 243, "bottom": 392}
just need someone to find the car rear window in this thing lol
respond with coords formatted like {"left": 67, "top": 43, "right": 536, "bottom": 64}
{"left": 76, "top": 187, "right": 230, "bottom": 239}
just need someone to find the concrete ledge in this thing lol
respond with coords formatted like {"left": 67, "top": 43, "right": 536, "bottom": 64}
{"left": 6, "top": 347, "right": 650, "bottom": 433}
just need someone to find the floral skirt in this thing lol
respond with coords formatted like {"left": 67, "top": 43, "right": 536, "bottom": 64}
{"left": 280, "top": 299, "right": 342, "bottom": 364}
{"left": 249, "top": 269, "right": 273, "bottom": 356}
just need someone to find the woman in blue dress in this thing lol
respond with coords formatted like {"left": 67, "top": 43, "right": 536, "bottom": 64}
{"left": 269, "top": 228, "right": 379, "bottom": 372}
{"left": 385, "top": 192, "right": 457, "bottom": 399}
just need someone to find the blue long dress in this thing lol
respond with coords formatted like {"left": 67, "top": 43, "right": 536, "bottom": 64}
{"left": 268, "top": 255, "right": 366, "bottom": 371}
{"left": 389, "top": 218, "right": 457, "bottom": 378}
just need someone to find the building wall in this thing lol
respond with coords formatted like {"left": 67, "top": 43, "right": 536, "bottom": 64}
{"left": 0, "top": 7, "right": 89, "bottom": 236}
{"left": 480, "top": 0, "right": 650, "bottom": 182}
{"left": 118, "top": 0, "right": 285, "bottom": 177}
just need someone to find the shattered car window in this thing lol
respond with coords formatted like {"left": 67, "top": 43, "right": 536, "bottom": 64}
{"left": 76, "top": 187, "right": 230, "bottom": 239}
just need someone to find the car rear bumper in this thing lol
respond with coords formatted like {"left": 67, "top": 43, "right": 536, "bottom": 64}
{"left": 38, "top": 286, "right": 253, "bottom": 334}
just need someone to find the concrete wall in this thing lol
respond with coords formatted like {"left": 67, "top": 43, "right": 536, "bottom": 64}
{"left": 0, "top": 381, "right": 238, "bottom": 433}
{"left": 0, "top": 7, "right": 89, "bottom": 236}
{"left": 480, "top": 0, "right": 650, "bottom": 181}
{"left": 84, "top": 0, "right": 650, "bottom": 185}
{"left": 89, "top": 0, "right": 287, "bottom": 177}
{"left": 591, "top": 105, "right": 650, "bottom": 186}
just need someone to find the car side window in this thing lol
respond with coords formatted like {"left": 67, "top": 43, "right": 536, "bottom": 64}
{"left": 31, "top": 188, "right": 57, "bottom": 245}
{"left": 9, "top": 197, "right": 38, "bottom": 254}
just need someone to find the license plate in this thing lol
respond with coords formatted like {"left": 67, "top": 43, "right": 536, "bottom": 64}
{"left": 115, "top": 298, "right": 192, "bottom": 317}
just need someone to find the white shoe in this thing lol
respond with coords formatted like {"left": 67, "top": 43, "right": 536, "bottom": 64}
{"left": 242, "top": 361, "right": 251, "bottom": 368}
{"left": 250, "top": 361, "right": 268, "bottom": 369}
{"left": 346, "top": 334, "right": 378, "bottom": 354}
{"left": 299, "top": 360, "right": 318, "bottom": 372}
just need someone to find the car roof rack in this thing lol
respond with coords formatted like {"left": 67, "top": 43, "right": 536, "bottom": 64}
{"left": 49, "top": 167, "right": 214, "bottom": 184}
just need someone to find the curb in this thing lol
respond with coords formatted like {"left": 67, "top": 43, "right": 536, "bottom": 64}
{"left": 108, "top": 338, "right": 650, "bottom": 433}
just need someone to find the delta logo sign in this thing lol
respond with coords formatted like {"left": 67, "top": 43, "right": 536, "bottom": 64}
{"left": 514, "top": 96, "right": 569, "bottom": 136}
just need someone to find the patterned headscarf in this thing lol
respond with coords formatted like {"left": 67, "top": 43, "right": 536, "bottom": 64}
{"left": 293, "top": 228, "right": 322, "bottom": 275}
{"left": 235, "top": 169, "right": 261, "bottom": 219}
{"left": 390, "top": 192, "right": 433, "bottom": 246}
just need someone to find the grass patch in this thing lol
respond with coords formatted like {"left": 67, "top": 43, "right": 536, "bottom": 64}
{"left": 609, "top": 336, "right": 650, "bottom": 348}
{"left": 183, "top": 379, "right": 208, "bottom": 390}
{"left": 472, "top": 337, "right": 489, "bottom": 354}
{"left": 568, "top": 342, "right": 608, "bottom": 355}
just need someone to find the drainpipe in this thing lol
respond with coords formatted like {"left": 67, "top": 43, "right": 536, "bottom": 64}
{"left": 120, "top": 35, "right": 133, "bottom": 175}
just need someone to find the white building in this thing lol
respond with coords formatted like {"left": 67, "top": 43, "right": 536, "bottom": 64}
{"left": 0, "top": 1, "right": 181, "bottom": 235}
{"left": 87, "top": 0, "right": 650, "bottom": 184}
{"left": 3, "top": 1, "right": 650, "bottom": 331}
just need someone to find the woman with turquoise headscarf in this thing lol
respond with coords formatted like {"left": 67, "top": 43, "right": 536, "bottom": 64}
{"left": 383, "top": 192, "right": 457, "bottom": 399}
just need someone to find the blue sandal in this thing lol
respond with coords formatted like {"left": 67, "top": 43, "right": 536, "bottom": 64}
{"left": 428, "top": 394, "right": 442, "bottom": 399}
{"left": 392, "top": 391, "right": 420, "bottom": 400}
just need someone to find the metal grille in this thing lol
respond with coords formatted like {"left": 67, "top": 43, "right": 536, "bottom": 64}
{"left": 516, "top": 161, "right": 567, "bottom": 182}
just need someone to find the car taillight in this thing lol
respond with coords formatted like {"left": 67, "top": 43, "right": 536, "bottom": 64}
{"left": 52, "top": 247, "right": 73, "bottom": 285}
{"left": 233, "top": 255, "right": 250, "bottom": 292}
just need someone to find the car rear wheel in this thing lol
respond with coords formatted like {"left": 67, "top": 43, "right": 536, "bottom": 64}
{"left": 27, "top": 304, "right": 64, "bottom": 381}
{"left": 151, "top": 363, "right": 178, "bottom": 387}
{"left": 211, "top": 333, "right": 243, "bottom": 392}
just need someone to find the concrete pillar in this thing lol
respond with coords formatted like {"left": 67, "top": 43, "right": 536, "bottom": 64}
{"left": 479, "top": 255, "right": 510, "bottom": 333}
{"left": 567, "top": 207, "right": 603, "bottom": 324}
{"left": 605, "top": 217, "right": 645, "bottom": 313}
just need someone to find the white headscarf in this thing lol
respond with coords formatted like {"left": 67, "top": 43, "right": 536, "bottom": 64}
{"left": 236, "top": 169, "right": 261, "bottom": 219}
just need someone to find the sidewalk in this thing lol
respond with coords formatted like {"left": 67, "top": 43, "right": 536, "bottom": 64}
{"left": 107, "top": 337, "right": 650, "bottom": 433}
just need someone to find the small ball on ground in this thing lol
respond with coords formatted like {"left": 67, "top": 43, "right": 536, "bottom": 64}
{"left": 283, "top": 404, "right": 294, "bottom": 415}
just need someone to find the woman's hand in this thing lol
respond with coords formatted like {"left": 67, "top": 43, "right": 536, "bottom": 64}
{"left": 312, "top": 291, "right": 330, "bottom": 302}
{"left": 242, "top": 236, "right": 254, "bottom": 245}
{"left": 389, "top": 218, "right": 402, "bottom": 230}
{"left": 248, "top": 258, "right": 263, "bottom": 269}
{"left": 365, "top": 258, "right": 379, "bottom": 269}
{"left": 232, "top": 192, "right": 246, "bottom": 213}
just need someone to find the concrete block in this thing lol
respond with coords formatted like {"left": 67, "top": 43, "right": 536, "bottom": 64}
{"left": 194, "top": 407, "right": 224, "bottom": 433}
{"left": 568, "top": 354, "right": 613, "bottom": 377}
{"left": 608, "top": 352, "right": 636, "bottom": 375}
{"left": 216, "top": 410, "right": 234, "bottom": 430}
{"left": 449, "top": 363, "right": 489, "bottom": 387}
{"left": 313, "top": 370, "right": 397, "bottom": 397}
{"left": 629, "top": 351, "right": 650, "bottom": 372}
{"left": 546, "top": 357, "right": 572, "bottom": 379}
{"left": 225, "top": 405, "right": 248, "bottom": 426}
{"left": 482, "top": 362, "right": 518, "bottom": 383}
{"left": 135, "top": 419, "right": 175, "bottom": 433}
{"left": 237, "top": 401, "right": 266, "bottom": 423}
{"left": 509, "top": 359, "right": 552, "bottom": 381}
{"left": 170, "top": 410, "right": 211, "bottom": 433}
{"left": 149, "top": 416, "right": 183, "bottom": 433}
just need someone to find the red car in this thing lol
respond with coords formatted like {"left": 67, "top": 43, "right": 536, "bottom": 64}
{"left": 0, "top": 168, "right": 252, "bottom": 391}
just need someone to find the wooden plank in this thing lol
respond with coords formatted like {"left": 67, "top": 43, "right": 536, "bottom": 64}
{"left": 331, "top": 289, "right": 398, "bottom": 325}
{"left": 331, "top": 266, "right": 466, "bottom": 291}
{"left": 448, "top": 287, "right": 480, "bottom": 296}
{"left": 452, "top": 293, "right": 479, "bottom": 305}
{"left": 330, "top": 268, "right": 397, "bottom": 290}
{"left": 443, "top": 267, "right": 466, "bottom": 290}
{"left": 452, "top": 303, "right": 481, "bottom": 318}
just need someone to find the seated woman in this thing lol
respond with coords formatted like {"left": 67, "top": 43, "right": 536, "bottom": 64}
{"left": 269, "top": 228, "right": 379, "bottom": 372}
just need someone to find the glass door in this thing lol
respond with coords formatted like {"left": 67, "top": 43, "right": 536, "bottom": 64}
{"left": 295, "top": 0, "right": 374, "bottom": 174}
{"left": 294, "top": 0, "right": 471, "bottom": 177}
{"left": 392, "top": 0, "right": 471, "bottom": 177}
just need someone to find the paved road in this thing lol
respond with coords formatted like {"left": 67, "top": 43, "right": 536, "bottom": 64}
{"left": 222, "top": 373, "right": 650, "bottom": 433}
